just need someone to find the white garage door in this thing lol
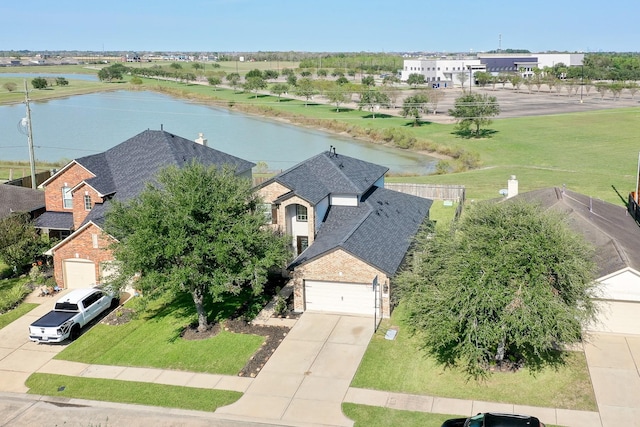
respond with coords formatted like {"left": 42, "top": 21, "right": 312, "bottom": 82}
{"left": 305, "top": 280, "right": 377, "bottom": 316}
{"left": 63, "top": 259, "right": 96, "bottom": 289}
{"left": 589, "top": 300, "right": 640, "bottom": 335}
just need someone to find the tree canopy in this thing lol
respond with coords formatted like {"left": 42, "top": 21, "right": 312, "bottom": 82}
{"left": 396, "top": 201, "right": 598, "bottom": 378}
{"left": 406, "top": 73, "right": 426, "bottom": 87}
{"left": 104, "top": 162, "right": 290, "bottom": 331}
{"left": 358, "top": 88, "right": 389, "bottom": 118}
{"left": 0, "top": 213, "right": 46, "bottom": 275}
{"left": 448, "top": 93, "right": 500, "bottom": 137}
{"left": 401, "top": 92, "right": 430, "bottom": 126}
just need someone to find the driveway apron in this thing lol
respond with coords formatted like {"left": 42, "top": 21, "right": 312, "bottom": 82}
{"left": 583, "top": 333, "right": 640, "bottom": 426}
{"left": 217, "top": 312, "right": 374, "bottom": 426}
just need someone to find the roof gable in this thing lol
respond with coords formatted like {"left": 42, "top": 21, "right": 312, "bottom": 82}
{"left": 263, "top": 150, "right": 389, "bottom": 205}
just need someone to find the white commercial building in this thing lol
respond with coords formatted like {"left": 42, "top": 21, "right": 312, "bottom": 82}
{"left": 401, "top": 58, "right": 484, "bottom": 88}
{"left": 402, "top": 53, "right": 584, "bottom": 87}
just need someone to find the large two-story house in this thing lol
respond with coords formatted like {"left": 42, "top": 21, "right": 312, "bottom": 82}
{"left": 256, "top": 148, "right": 432, "bottom": 318}
{"left": 36, "top": 129, "right": 255, "bottom": 289}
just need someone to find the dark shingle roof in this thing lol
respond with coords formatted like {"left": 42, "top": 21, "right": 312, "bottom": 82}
{"left": 509, "top": 187, "right": 640, "bottom": 278}
{"left": 34, "top": 211, "right": 73, "bottom": 230}
{"left": 62, "top": 130, "right": 255, "bottom": 227}
{"left": 75, "top": 130, "right": 255, "bottom": 201}
{"left": 262, "top": 151, "right": 389, "bottom": 204}
{"left": 290, "top": 187, "right": 432, "bottom": 276}
{"left": 0, "top": 184, "right": 45, "bottom": 220}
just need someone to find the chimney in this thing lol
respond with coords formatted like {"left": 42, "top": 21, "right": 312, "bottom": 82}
{"left": 195, "top": 132, "right": 208, "bottom": 147}
{"left": 507, "top": 175, "right": 518, "bottom": 198}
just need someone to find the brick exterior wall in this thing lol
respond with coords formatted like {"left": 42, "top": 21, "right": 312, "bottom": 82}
{"left": 44, "top": 163, "right": 95, "bottom": 212}
{"left": 52, "top": 223, "right": 114, "bottom": 288}
{"left": 71, "top": 182, "right": 104, "bottom": 229}
{"left": 292, "top": 249, "right": 392, "bottom": 318}
{"left": 258, "top": 182, "right": 316, "bottom": 245}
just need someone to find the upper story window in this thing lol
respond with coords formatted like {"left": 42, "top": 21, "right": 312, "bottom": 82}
{"left": 296, "top": 205, "right": 308, "bottom": 222}
{"left": 260, "top": 203, "right": 278, "bottom": 224}
{"left": 62, "top": 186, "right": 72, "bottom": 209}
{"left": 84, "top": 195, "right": 92, "bottom": 211}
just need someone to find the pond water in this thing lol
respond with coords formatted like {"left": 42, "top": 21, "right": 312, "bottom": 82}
{"left": 0, "top": 89, "right": 437, "bottom": 174}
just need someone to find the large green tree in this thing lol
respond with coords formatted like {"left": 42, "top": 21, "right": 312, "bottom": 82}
{"left": 104, "top": 162, "right": 290, "bottom": 332}
{"left": 358, "top": 88, "right": 389, "bottom": 118}
{"left": 243, "top": 76, "right": 267, "bottom": 98}
{"left": 396, "top": 201, "right": 598, "bottom": 378}
{"left": 448, "top": 93, "right": 500, "bottom": 137}
{"left": 0, "top": 213, "right": 45, "bottom": 275}
{"left": 401, "top": 92, "right": 430, "bottom": 126}
{"left": 295, "top": 77, "right": 315, "bottom": 106}
{"left": 406, "top": 73, "right": 426, "bottom": 87}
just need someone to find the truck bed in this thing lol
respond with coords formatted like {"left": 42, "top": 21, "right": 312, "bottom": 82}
{"left": 31, "top": 310, "right": 76, "bottom": 328}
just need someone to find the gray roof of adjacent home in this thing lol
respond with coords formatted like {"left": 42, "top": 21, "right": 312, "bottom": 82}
{"left": 290, "top": 186, "right": 432, "bottom": 276}
{"left": 507, "top": 187, "right": 640, "bottom": 278}
{"left": 260, "top": 150, "right": 389, "bottom": 204}
{"left": 34, "top": 211, "right": 74, "bottom": 230}
{"left": 0, "top": 184, "right": 45, "bottom": 220}
{"left": 57, "top": 130, "right": 255, "bottom": 228}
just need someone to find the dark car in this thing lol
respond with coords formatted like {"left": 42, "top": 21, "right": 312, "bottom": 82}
{"left": 441, "top": 412, "right": 546, "bottom": 427}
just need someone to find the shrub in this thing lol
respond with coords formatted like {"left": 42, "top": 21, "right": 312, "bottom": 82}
{"left": 273, "top": 295, "right": 287, "bottom": 316}
{"left": 130, "top": 77, "right": 143, "bottom": 85}
{"left": 0, "top": 282, "right": 30, "bottom": 313}
{"left": 434, "top": 160, "right": 451, "bottom": 175}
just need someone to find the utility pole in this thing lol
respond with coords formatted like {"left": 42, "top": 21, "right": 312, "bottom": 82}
{"left": 23, "top": 79, "right": 36, "bottom": 189}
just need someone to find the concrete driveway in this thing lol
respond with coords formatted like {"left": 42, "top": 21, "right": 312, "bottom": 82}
{"left": 0, "top": 293, "right": 69, "bottom": 393}
{"left": 584, "top": 333, "right": 640, "bottom": 426}
{"left": 217, "top": 312, "right": 374, "bottom": 427}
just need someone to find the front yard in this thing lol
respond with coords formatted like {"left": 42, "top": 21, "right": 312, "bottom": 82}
{"left": 55, "top": 292, "right": 271, "bottom": 375}
{"left": 352, "top": 304, "right": 597, "bottom": 411}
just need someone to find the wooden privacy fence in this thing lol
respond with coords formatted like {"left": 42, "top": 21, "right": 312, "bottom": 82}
{"left": 385, "top": 183, "right": 466, "bottom": 202}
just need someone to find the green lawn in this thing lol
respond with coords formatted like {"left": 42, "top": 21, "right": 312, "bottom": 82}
{"left": 352, "top": 304, "right": 597, "bottom": 411}
{"left": 343, "top": 404, "right": 564, "bottom": 427}
{"left": 343, "top": 403, "right": 459, "bottom": 427}
{"left": 0, "top": 76, "right": 122, "bottom": 105}
{"left": 56, "top": 294, "right": 264, "bottom": 375}
{"left": 26, "top": 373, "right": 241, "bottom": 412}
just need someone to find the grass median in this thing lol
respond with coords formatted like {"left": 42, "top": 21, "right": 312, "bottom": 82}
{"left": 26, "top": 373, "right": 241, "bottom": 412}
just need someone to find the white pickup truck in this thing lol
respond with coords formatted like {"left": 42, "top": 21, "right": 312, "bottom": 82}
{"left": 29, "top": 288, "right": 118, "bottom": 343}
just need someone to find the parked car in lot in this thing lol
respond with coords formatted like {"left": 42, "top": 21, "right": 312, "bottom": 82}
{"left": 29, "top": 287, "right": 118, "bottom": 343}
{"left": 441, "top": 412, "right": 546, "bottom": 427}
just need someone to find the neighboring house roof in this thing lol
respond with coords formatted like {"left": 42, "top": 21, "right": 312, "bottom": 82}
{"left": 508, "top": 187, "right": 640, "bottom": 278}
{"left": 34, "top": 211, "right": 74, "bottom": 230}
{"left": 48, "top": 130, "right": 256, "bottom": 229}
{"left": 74, "top": 130, "right": 255, "bottom": 204}
{"left": 260, "top": 150, "right": 389, "bottom": 205}
{"left": 0, "top": 183, "right": 45, "bottom": 220}
{"left": 290, "top": 186, "right": 432, "bottom": 276}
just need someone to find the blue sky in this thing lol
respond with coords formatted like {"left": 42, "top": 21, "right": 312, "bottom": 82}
{"left": 2, "top": 0, "right": 639, "bottom": 53}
